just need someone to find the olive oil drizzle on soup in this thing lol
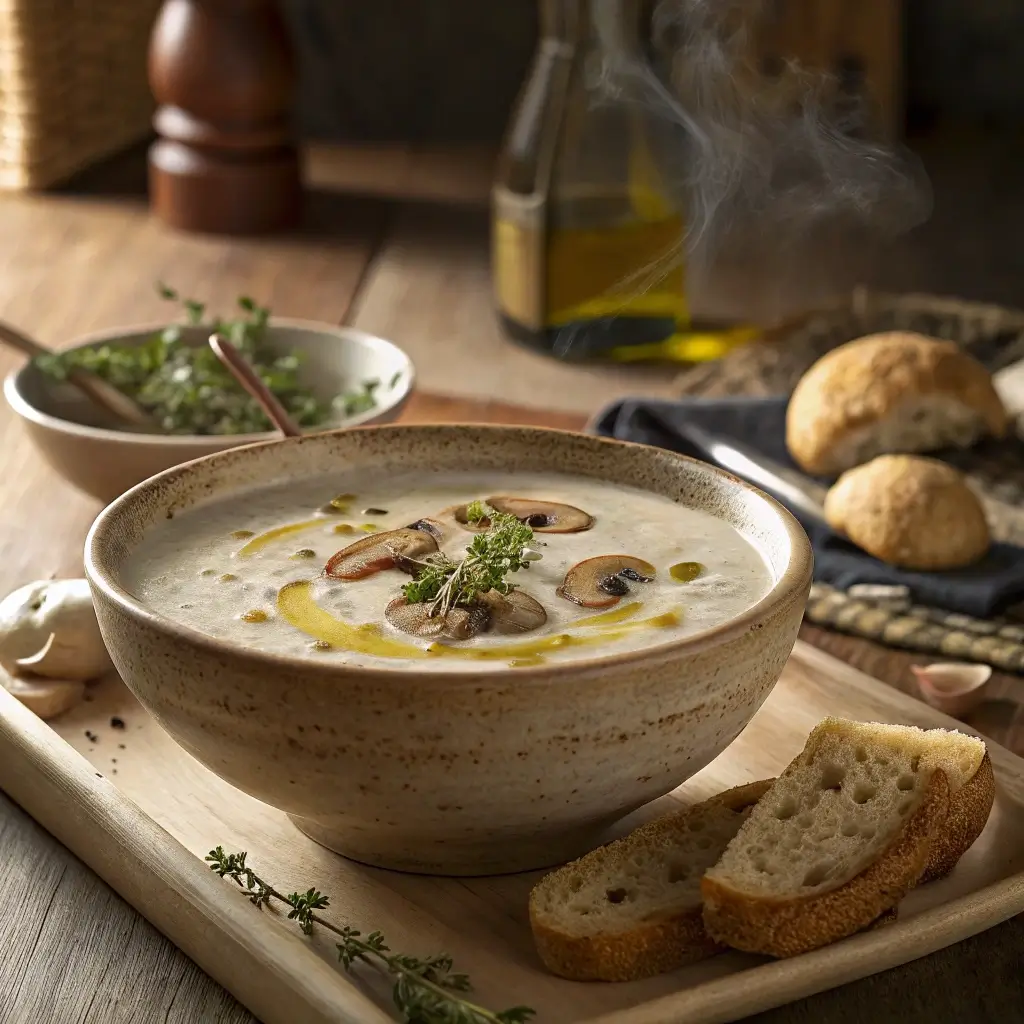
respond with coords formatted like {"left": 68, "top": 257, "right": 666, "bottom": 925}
{"left": 126, "top": 472, "right": 773, "bottom": 670}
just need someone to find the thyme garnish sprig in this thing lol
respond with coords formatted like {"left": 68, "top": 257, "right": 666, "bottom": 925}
{"left": 401, "top": 501, "right": 534, "bottom": 618}
{"left": 206, "top": 847, "right": 534, "bottom": 1024}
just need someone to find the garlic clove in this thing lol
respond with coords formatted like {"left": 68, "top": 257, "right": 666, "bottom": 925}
{"left": 910, "top": 662, "right": 992, "bottom": 692}
{"left": 910, "top": 662, "right": 992, "bottom": 718}
{"left": 0, "top": 579, "right": 111, "bottom": 681}
{"left": 1, "top": 669, "right": 85, "bottom": 721}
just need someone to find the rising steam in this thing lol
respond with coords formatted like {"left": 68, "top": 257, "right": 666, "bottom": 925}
{"left": 594, "top": 0, "right": 932, "bottom": 255}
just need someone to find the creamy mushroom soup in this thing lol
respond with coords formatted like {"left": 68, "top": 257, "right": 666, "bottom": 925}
{"left": 125, "top": 471, "right": 773, "bottom": 670}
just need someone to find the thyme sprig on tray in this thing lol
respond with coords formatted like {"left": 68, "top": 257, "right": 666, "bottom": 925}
{"left": 206, "top": 848, "right": 533, "bottom": 1024}
{"left": 401, "top": 501, "right": 534, "bottom": 617}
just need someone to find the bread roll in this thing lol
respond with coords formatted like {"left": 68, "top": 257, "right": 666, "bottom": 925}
{"left": 823, "top": 455, "right": 990, "bottom": 570}
{"left": 786, "top": 333, "right": 1008, "bottom": 476}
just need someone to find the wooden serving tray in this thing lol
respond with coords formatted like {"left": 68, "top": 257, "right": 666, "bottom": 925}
{"left": 1, "top": 642, "right": 1023, "bottom": 1024}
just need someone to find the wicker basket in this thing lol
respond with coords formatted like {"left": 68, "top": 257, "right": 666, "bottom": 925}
{"left": 0, "top": 0, "right": 162, "bottom": 190}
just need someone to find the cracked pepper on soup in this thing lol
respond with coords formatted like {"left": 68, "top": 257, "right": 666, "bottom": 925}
{"left": 125, "top": 471, "right": 774, "bottom": 670}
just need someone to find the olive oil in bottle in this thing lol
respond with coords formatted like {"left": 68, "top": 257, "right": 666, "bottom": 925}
{"left": 542, "top": 196, "right": 687, "bottom": 345}
{"left": 492, "top": 0, "right": 757, "bottom": 362}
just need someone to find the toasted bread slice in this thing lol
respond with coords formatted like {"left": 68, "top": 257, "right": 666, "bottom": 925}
{"left": 701, "top": 719, "right": 991, "bottom": 958}
{"left": 529, "top": 780, "right": 773, "bottom": 982}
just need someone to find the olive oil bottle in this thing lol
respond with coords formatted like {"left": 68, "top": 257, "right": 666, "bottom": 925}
{"left": 492, "top": 0, "right": 757, "bottom": 362}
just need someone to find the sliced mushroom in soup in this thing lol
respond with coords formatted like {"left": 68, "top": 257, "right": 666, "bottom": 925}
{"left": 452, "top": 497, "right": 594, "bottom": 534}
{"left": 558, "top": 555, "right": 656, "bottom": 608}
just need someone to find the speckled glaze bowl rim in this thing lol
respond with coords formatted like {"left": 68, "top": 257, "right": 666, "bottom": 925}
{"left": 84, "top": 424, "right": 814, "bottom": 685}
{"left": 3, "top": 317, "right": 416, "bottom": 447}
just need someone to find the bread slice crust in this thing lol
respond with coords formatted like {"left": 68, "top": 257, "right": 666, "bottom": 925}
{"left": 701, "top": 770, "right": 950, "bottom": 958}
{"left": 924, "top": 750, "right": 995, "bottom": 881}
{"left": 529, "top": 780, "right": 773, "bottom": 982}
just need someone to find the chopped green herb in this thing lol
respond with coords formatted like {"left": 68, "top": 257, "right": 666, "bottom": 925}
{"left": 465, "top": 500, "right": 490, "bottom": 524}
{"left": 183, "top": 299, "right": 205, "bottom": 324}
{"left": 35, "top": 285, "right": 382, "bottom": 436}
{"left": 334, "top": 379, "right": 380, "bottom": 419}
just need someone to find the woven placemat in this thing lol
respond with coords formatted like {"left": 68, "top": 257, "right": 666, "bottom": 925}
{"left": 675, "top": 287, "right": 1024, "bottom": 670}
{"left": 806, "top": 583, "right": 1024, "bottom": 673}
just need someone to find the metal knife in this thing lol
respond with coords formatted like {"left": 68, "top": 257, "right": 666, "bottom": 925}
{"left": 632, "top": 407, "right": 828, "bottom": 528}
{"left": 672, "top": 420, "right": 830, "bottom": 529}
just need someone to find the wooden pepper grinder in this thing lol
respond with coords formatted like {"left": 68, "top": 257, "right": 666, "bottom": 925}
{"left": 148, "top": 0, "right": 302, "bottom": 234}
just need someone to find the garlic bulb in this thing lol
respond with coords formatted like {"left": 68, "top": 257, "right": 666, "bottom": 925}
{"left": 0, "top": 579, "right": 112, "bottom": 681}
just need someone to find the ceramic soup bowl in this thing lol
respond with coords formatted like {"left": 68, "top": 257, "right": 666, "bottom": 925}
{"left": 85, "top": 425, "right": 812, "bottom": 876}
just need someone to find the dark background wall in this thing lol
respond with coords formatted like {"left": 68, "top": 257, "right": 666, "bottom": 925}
{"left": 281, "top": 1, "right": 1024, "bottom": 143}
{"left": 282, "top": 0, "right": 537, "bottom": 143}
{"left": 906, "top": 0, "right": 1024, "bottom": 124}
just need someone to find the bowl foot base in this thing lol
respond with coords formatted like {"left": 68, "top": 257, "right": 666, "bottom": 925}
{"left": 288, "top": 813, "right": 613, "bottom": 876}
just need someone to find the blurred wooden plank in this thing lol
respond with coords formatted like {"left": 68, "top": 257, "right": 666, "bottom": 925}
{"left": 0, "top": 790, "right": 255, "bottom": 1024}
{"left": 402, "top": 391, "right": 586, "bottom": 430}
{"left": 306, "top": 142, "right": 496, "bottom": 206}
{"left": 0, "top": 173, "right": 385, "bottom": 348}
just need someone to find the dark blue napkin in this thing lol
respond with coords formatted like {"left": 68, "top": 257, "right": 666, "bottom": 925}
{"left": 590, "top": 396, "right": 1024, "bottom": 618}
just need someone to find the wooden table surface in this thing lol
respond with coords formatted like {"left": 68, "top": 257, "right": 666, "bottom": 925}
{"left": 1, "top": 142, "right": 1023, "bottom": 1023}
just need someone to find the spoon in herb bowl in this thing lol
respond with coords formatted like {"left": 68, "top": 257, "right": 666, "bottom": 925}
{"left": 0, "top": 318, "right": 154, "bottom": 429}
{"left": 208, "top": 333, "right": 301, "bottom": 438}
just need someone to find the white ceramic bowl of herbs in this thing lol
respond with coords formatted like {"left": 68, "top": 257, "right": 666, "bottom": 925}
{"left": 4, "top": 289, "right": 415, "bottom": 504}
